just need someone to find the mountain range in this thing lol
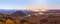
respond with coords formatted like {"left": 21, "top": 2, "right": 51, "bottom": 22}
{"left": 0, "top": 9, "right": 32, "bottom": 13}
{"left": 46, "top": 10, "right": 60, "bottom": 12}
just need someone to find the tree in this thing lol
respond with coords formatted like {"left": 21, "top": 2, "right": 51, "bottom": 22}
{"left": 6, "top": 19, "right": 14, "bottom": 24}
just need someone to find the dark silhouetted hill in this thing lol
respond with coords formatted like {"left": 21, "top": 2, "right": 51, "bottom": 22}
{"left": 11, "top": 11, "right": 26, "bottom": 17}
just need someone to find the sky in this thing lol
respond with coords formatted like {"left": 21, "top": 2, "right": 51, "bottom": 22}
{"left": 0, "top": 0, "right": 60, "bottom": 10}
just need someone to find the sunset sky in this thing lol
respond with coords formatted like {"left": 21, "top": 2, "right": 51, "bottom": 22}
{"left": 0, "top": 0, "right": 60, "bottom": 10}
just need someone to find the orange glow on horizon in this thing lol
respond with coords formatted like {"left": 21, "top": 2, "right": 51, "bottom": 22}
{"left": 17, "top": 6, "right": 60, "bottom": 10}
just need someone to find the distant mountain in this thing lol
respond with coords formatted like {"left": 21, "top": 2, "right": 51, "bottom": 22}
{"left": 0, "top": 9, "right": 32, "bottom": 13}
{"left": 0, "top": 9, "right": 18, "bottom": 12}
{"left": 21, "top": 10, "right": 32, "bottom": 12}
{"left": 46, "top": 10, "right": 60, "bottom": 12}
